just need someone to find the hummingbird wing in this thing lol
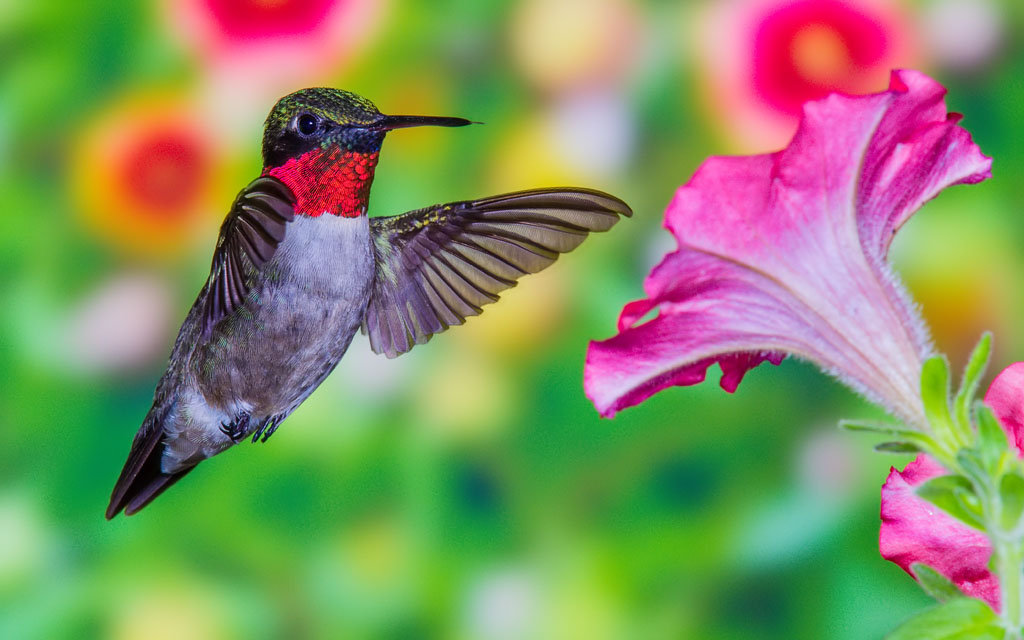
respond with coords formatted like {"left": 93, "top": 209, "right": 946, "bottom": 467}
{"left": 201, "top": 176, "right": 296, "bottom": 337}
{"left": 364, "top": 187, "right": 631, "bottom": 357}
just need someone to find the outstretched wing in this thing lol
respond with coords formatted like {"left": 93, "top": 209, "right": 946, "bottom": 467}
{"left": 364, "top": 187, "right": 632, "bottom": 357}
{"left": 201, "top": 176, "right": 296, "bottom": 337}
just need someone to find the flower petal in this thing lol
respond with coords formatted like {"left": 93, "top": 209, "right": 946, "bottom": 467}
{"left": 856, "top": 71, "right": 992, "bottom": 262}
{"left": 983, "top": 362, "right": 1024, "bottom": 456}
{"left": 879, "top": 455, "right": 999, "bottom": 610}
{"left": 879, "top": 364, "right": 1024, "bottom": 615}
{"left": 585, "top": 70, "right": 991, "bottom": 419}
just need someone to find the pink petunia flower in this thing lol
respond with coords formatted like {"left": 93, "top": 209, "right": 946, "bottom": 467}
{"left": 584, "top": 70, "right": 991, "bottom": 424}
{"left": 879, "top": 363, "right": 1024, "bottom": 611}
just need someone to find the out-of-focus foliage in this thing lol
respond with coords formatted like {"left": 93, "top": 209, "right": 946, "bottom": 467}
{"left": 1, "top": 0, "right": 1022, "bottom": 638}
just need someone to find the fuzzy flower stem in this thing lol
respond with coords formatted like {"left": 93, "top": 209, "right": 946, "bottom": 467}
{"left": 909, "top": 347, "right": 1024, "bottom": 633}
{"left": 994, "top": 535, "right": 1023, "bottom": 638}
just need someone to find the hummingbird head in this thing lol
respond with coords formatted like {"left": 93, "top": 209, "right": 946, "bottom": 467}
{"left": 261, "top": 88, "right": 473, "bottom": 169}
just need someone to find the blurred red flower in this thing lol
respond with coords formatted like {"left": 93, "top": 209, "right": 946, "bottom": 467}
{"left": 202, "top": 0, "right": 338, "bottom": 40}
{"left": 71, "top": 94, "right": 223, "bottom": 257}
{"left": 754, "top": 0, "right": 892, "bottom": 114}
{"left": 697, "top": 0, "right": 917, "bottom": 150}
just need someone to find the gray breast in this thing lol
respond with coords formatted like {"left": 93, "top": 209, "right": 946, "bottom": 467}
{"left": 274, "top": 214, "right": 374, "bottom": 298}
{"left": 197, "top": 214, "right": 375, "bottom": 416}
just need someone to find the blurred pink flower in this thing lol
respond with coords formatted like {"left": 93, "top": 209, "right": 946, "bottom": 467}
{"left": 165, "top": 0, "right": 386, "bottom": 119}
{"left": 584, "top": 70, "right": 990, "bottom": 422}
{"left": 168, "top": 0, "right": 382, "bottom": 66}
{"left": 879, "top": 363, "right": 1024, "bottom": 611}
{"left": 754, "top": 0, "right": 897, "bottom": 114}
{"left": 63, "top": 272, "right": 175, "bottom": 374}
{"left": 697, "top": 0, "right": 917, "bottom": 151}
{"left": 920, "top": 0, "right": 1004, "bottom": 73}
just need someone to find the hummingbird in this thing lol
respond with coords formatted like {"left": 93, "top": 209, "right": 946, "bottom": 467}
{"left": 106, "top": 88, "right": 631, "bottom": 519}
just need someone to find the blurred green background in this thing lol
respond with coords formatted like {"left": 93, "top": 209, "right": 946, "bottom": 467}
{"left": 2, "top": 0, "right": 1024, "bottom": 638}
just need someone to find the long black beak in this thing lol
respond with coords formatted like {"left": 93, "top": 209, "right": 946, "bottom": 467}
{"left": 372, "top": 114, "right": 477, "bottom": 131}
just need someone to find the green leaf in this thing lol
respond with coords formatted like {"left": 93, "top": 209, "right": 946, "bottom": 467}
{"left": 840, "top": 420, "right": 937, "bottom": 454}
{"left": 953, "top": 488, "right": 984, "bottom": 527}
{"left": 910, "top": 563, "right": 967, "bottom": 603}
{"left": 916, "top": 475, "right": 985, "bottom": 531}
{"left": 921, "top": 355, "right": 956, "bottom": 445}
{"left": 875, "top": 441, "right": 923, "bottom": 454}
{"left": 954, "top": 333, "right": 991, "bottom": 431}
{"left": 886, "top": 597, "right": 1002, "bottom": 640}
{"left": 976, "top": 406, "right": 1009, "bottom": 465}
{"left": 999, "top": 471, "right": 1024, "bottom": 531}
{"left": 841, "top": 419, "right": 917, "bottom": 436}
{"left": 957, "top": 448, "right": 994, "bottom": 488}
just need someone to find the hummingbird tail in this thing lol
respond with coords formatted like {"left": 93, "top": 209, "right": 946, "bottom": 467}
{"left": 106, "top": 410, "right": 194, "bottom": 519}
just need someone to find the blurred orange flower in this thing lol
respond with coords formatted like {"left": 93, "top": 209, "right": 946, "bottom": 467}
{"left": 696, "top": 0, "right": 918, "bottom": 151}
{"left": 71, "top": 93, "right": 223, "bottom": 258}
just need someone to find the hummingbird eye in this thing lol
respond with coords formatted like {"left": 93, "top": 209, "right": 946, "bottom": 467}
{"left": 296, "top": 113, "right": 320, "bottom": 136}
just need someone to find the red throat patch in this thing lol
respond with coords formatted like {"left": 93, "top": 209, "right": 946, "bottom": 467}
{"left": 264, "top": 146, "right": 380, "bottom": 217}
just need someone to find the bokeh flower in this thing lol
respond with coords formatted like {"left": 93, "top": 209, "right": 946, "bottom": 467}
{"left": 920, "top": 0, "right": 1004, "bottom": 73}
{"left": 505, "top": 0, "right": 640, "bottom": 182}
{"left": 696, "top": 0, "right": 917, "bottom": 150}
{"left": 70, "top": 93, "right": 224, "bottom": 258}
{"left": 509, "top": 0, "right": 641, "bottom": 94}
{"left": 165, "top": 0, "right": 387, "bottom": 126}
{"left": 879, "top": 363, "right": 1024, "bottom": 611}
{"left": 166, "top": 0, "right": 383, "bottom": 72}
{"left": 62, "top": 271, "right": 175, "bottom": 374}
{"left": 584, "top": 70, "right": 991, "bottom": 423}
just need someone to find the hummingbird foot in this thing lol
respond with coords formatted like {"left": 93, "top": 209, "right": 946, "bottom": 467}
{"left": 251, "top": 414, "right": 285, "bottom": 444}
{"left": 220, "top": 413, "right": 252, "bottom": 443}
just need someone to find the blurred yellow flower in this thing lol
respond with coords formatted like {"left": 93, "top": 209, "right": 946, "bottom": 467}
{"left": 70, "top": 93, "right": 224, "bottom": 258}
{"left": 487, "top": 115, "right": 588, "bottom": 190}
{"left": 896, "top": 209, "right": 1016, "bottom": 369}
{"left": 111, "top": 581, "right": 228, "bottom": 640}
{"left": 339, "top": 512, "right": 412, "bottom": 593}
{"left": 457, "top": 267, "right": 569, "bottom": 359}
{"left": 509, "top": 0, "right": 641, "bottom": 93}
{"left": 412, "top": 349, "right": 515, "bottom": 443}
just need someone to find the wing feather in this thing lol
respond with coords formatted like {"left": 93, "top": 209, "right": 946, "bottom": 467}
{"left": 363, "top": 187, "right": 631, "bottom": 357}
{"left": 201, "top": 176, "right": 296, "bottom": 336}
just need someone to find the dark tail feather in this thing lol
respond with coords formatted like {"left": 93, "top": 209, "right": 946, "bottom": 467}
{"left": 122, "top": 467, "right": 192, "bottom": 516}
{"left": 106, "top": 417, "right": 194, "bottom": 519}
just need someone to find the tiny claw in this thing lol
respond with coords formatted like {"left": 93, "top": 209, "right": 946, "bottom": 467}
{"left": 261, "top": 419, "right": 282, "bottom": 443}
{"left": 220, "top": 413, "right": 251, "bottom": 443}
{"left": 251, "top": 414, "right": 284, "bottom": 443}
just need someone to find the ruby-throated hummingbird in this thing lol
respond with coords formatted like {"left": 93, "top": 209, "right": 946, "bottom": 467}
{"left": 106, "top": 88, "right": 631, "bottom": 518}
